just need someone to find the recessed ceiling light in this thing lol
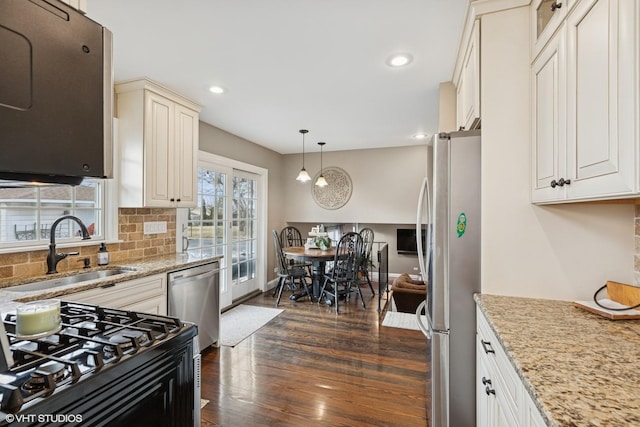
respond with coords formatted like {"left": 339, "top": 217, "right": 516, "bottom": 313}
{"left": 387, "top": 53, "right": 413, "bottom": 68}
{"left": 209, "top": 85, "right": 225, "bottom": 94}
{"left": 413, "top": 133, "right": 429, "bottom": 140}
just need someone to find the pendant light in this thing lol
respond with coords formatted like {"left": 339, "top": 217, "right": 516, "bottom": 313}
{"left": 295, "top": 129, "right": 311, "bottom": 182}
{"left": 315, "top": 142, "right": 328, "bottom": 187}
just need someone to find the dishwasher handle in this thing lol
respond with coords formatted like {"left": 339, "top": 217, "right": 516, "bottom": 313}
{"left": 170, "top": 269, "right": 218, "bottom": 286}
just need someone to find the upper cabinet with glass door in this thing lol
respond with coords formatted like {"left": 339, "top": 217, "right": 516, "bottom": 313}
{"left": 531, "top": 0, "right": 639, "bottom": 203}
{"left": 531, "top": 0, "right": 574, "bottom": 59}
{"left": 116, "top": 78, "right": 201, "bottom": 208}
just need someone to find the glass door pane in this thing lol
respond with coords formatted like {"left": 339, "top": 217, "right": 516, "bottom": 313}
{"left": 230, "top": 171, "right": 259, "bottom": 299}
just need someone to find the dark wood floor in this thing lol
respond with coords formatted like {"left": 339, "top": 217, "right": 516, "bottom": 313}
{"left": 200, "top": 285, "right": 429, "bottom": 426}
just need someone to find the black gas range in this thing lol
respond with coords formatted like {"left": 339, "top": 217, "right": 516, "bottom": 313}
{"left": 0, "top": 301, "right": 199, "bottom": 426}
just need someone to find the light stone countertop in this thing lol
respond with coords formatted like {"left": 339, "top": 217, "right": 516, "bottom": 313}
{"left": 0, "top": 253, "right": 222, "bottom": 311}
{"left": 475, "top": 294, "right": 640, "bottom": 427}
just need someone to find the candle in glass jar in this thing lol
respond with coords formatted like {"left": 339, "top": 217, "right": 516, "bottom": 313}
{"left": 16, "top": 300, "right": 61, "bottom": 337}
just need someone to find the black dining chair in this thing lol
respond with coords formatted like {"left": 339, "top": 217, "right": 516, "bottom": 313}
{"left": 272, "top": 230, "right": 312, "bottom": 306}
{"left": 358, "top": 227, "right": 376, "bottom": 295}
{"left": 280, "top": 226, "right": 312, "bottom": 272}
{"left": 318, "top": 232, "right": 365, "bottom": 314}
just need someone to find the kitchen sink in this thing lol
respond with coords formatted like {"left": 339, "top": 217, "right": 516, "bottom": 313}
{"left": 6, "top": 268, "right": 137, "bottom": 293}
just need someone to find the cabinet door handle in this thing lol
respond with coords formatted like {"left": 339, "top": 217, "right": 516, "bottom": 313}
{"left": 100, "top": 283, "right": 116, "bottom": 289}
{"left": 557, "top": 177, "right": 571, "bottom": 186}
{"left": 176, "top": 198, "right": 181, "bottom": 202}
{"left": 550, "top": 179, "right": 558, "bottom": 188}
{"left": 485, "top": 386, "right": 496, "bottom": 396}
{"left": 550, "top": 1, "right": 562, "bottom": 11}
{"left": 482, "top": 376, "right": 492, "bottom": 386}
{"left": 481, "top": 339, "right": 495, "bottom": 354}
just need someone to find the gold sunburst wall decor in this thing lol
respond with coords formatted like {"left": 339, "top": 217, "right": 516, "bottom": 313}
{"left": 311, "top": 167, "right": 353, "bottom": 210}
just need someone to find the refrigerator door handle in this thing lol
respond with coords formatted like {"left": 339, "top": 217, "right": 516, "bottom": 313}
{"left": 416, "top": 301, "right": 449, "bottom": 338}
{"left": 416, "top": 301, "right": 430, "bottom": 338}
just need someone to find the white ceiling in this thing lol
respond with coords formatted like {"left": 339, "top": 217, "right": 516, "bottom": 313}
{"left": 87, "top": 0, "right": 468, "bottom": 154}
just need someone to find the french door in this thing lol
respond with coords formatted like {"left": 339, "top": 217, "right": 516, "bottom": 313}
{"left": 177, "top": 153, "right": 266, "bottom": 309}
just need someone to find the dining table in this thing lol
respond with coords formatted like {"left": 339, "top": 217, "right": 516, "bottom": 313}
{"left": 281, "top": 246, "right": 336, "bottom": 300}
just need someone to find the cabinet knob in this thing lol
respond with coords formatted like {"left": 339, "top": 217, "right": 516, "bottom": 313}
{"left": 485, "top": 386, "right": 496, "bottom": 396}
{"left": 550, "top": 1, "right": 562, "bottom": 11}
{"left": 170, "top": 198, "right": 175, "bottom": 202}
{"left": 481, "top": 339, "right": 495, "bottom": 354}
{"left": 176, "top": 198, "right": 181, "bottom": 202}
{"left": 551, "top": 178, "right": 571, "bottom": 188}
{"left": 482, "top": 377, "right": 492, "bottom": 386}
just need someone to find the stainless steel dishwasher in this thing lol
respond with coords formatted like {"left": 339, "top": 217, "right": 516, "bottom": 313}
{"left": 168, "top": 261, "right": 220, "bottom": 351}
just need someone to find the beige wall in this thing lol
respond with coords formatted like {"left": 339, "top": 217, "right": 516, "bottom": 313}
{"left": 479, "top": 7, "right": 634, "bottom": 301}
{"left": 282, "top": 145, "right": 429, "bottom": 224}
{"left": 438, "top": 82, "right": 457, "bottom": 133}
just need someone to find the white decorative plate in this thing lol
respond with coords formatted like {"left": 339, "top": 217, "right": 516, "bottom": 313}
{"left": 311, "top": 167, "right": 352, "bottom": 210}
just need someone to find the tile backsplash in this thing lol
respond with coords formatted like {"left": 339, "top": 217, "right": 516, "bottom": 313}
{"left": 0, "top": 208, "right": 176, "bottom": 284}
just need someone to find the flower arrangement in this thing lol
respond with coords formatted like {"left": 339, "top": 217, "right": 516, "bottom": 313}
{"left": 314, "top": 236, "right": 331, "bottom": 251}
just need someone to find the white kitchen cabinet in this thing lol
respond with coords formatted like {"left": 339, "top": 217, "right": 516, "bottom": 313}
{"left": 65, "top": 273, "right": 167, "bottom": 315}
{"left": 531, "top": 0, "right": 571, "bottom": 59}
{"left": 58, "top": 0, "right": 88, "bottom": 13}
{"left": 522, "top": 391, "right": 547, "bottom": 427}
{"left": 531, "top": 25, "right": 566, "bottom": 203}
{"left": 116, "top": 78, "right": 201, "bottom": 208}
{"left": 456, "top": 19, "right": 481, "bottom": 131}
{"left": 477, "top": 308, "right": 545, "bottom": 427}
{"left": 531, "top": 0, "right": 639, "bottom": 203}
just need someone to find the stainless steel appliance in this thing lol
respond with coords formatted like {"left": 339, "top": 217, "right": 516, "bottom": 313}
{"left": 0, "top": 301, "right": 199, "bottom": 426}
{"left": 416, "top": 130, "right": 481, "bottom": 427}
{"left": 0, "top": 0, "right": 113, "bottom": 185}
{"left": 168, "top": 261, "right": 220, "bottom": 351}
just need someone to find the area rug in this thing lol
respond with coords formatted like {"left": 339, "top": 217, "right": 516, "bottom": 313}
{"left": 220, "top": 304, "right": 283, "bottom": 347}
{"left": 382, "top": 311, "right": 425, "bottom": 331}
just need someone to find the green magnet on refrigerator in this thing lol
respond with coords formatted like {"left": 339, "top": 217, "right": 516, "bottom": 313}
{"left": 456, "top": 212, "right": 467, "bottom": 237}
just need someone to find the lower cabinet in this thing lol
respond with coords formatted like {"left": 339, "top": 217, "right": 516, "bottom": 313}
{"left": 477, "top": 308, "right": 547, "bottom": 426}
{"left": 65, "top": 273, "right": 167, "bottom": 315}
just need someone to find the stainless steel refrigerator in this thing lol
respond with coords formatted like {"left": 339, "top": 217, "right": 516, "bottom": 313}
{"left": 416, "top": 130, "right": 481, "bottom": 427}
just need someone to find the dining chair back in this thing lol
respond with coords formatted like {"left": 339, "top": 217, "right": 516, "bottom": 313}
{"left": 272, "top": 230, "right": 312, "bottom": 306}
{"left": 358, "top": 227, "right": 376, "bottom": 295}
{"left": 280, "top": 226, "right": 312, "bottom": 273}
{"left": 319, "top": 232, "right": 365, "bottom": 313}
{"left": 280, "top": 226, "right": 305, "bottom": 248}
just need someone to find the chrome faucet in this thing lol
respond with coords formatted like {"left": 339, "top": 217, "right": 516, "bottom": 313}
{"left": 46, "top": 215, "right": 92, "bottom": 274}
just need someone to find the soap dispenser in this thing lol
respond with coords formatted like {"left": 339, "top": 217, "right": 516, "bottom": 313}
{"left": 97, "top": 243, "right": 109, "bottom": 266}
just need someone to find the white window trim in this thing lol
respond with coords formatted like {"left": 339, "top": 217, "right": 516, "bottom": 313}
{"left": 0, "top": 178, "right": 120, "bottom": 255}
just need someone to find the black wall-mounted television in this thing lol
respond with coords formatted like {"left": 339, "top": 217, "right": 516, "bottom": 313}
{"left": 397, "top": 228, "right": 426, "bottom": 255}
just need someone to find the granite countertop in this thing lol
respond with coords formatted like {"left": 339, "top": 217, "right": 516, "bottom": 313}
{"left": 475, "top": 294, "right": 640, "bottom": 427}
{"left": 0, "top": 253, "right": 222, "bottom": 311}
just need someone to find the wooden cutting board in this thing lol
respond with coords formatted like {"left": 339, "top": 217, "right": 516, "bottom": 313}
{"left": 574, "top": 281, "right": 640, "bottom": 320}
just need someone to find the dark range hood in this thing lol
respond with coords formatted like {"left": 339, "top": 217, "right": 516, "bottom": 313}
{"left": 0, "top": 0, "right": 113, "bottom": 186}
